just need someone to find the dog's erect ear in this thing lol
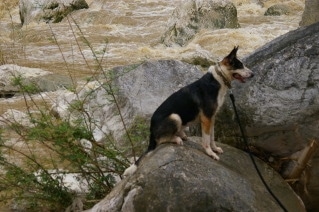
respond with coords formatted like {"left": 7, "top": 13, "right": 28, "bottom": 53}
{"left": 221, "top": 46, "right": 239, "bottom": 66}
{"left": 226, "top": 46, "right": 239, "bottom": 61}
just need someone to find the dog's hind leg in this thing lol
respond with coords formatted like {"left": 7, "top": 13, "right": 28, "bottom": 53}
{"left": 200, "top": 115, "right": 219, "bottom": 160}
{"left": 157, "top": 113, "right": 184, "bottom": 145}
{"left": 210, "top": 118, "right": 223, "bottom": 154}
{"left": 169, "top": 114, "right": 184, "bottom": 145}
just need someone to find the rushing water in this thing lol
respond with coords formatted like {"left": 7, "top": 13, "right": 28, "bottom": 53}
{"left": 0, "top": 0, "right": 304, "bottom": 72}
{"left": 0, "top": 0, "right": 305, "bottom": 113}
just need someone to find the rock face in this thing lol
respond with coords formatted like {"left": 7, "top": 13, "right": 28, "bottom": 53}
{"left": 113, "top": 60, "right": 202, "bottom": 117}
{"left": 218, "top": 21, "right": 319, "bottom": 211}
{"left": 300, "top": 0, "right": 319, "bottom": 26}
{"left": 52, "top": 60, "right": 203, "bottom": 141}
{"left": 19, "top": 0, "right": 89, "bottom": 25}
{"left": 88, "top": 137, "right": 305, "bottom": 212}
{"left": 230, "top": 21, "right": 319, "bottom": 154}
{"left": 0, "top": 64, "right": 50, "bottom": 98}
{"left": 161, "top": 0, "right": 239, "bottom": 46}
{"left": 0, "top": 64, "right": 72, "bottom": 97}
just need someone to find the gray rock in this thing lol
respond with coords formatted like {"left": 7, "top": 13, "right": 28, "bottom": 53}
{"left": 264, "top": 4, "right": 291, "bottom": 16}
{"left": 28, "top": 74, "right": 73, "bottom": 92}
{"left": 0, "top": 64, "right": 50, "bottom": 97}
{"left": 88, "top": 137, "right": 305, "bottom": 212}
{"left": 113, "top": 60, "right": 203, "bottom": 117}
{"left": 0, "top": 64, "right": 73, "bottom": 97}
{"left": 19, "top": 0, "right": 89, "bottom": 25}
{"left": 180, "top": 47, "right": 218, "bottom": 68}
{"left": 218, "top": 21, "right": 319, "bottom": 211}
{"left": 53, "top": 60, "right": 203, "bottom": 142}
{"left": 161, "top": 0, "right": 240, "bottom": 46}
{"left": 300, "top": 0, "right": 319, "bottom": 26}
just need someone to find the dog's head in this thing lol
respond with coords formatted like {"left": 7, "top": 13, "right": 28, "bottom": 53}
{"left": 220, "top": 46, "right": 254, "bottom": 83}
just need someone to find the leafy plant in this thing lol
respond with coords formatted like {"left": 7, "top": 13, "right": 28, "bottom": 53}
{"left": 0, "top": 14, "right": 144, "bottom": 211}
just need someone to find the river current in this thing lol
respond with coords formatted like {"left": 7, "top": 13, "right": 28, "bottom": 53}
{"left": 0, "top": 0, "right": 305, "bottom": 112}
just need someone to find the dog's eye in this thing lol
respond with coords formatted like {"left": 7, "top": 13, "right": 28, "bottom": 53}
{"left": 232, "top": 59, "right": 244, "bottom": 69}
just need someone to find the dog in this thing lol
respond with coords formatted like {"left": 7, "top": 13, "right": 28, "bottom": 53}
{"left": 124, "top": 46, "right": 254, "bottom": 176}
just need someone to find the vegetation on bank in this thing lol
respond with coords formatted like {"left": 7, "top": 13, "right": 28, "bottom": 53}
{"left": 0, "top": 14, "right": 145, "bottom": 210}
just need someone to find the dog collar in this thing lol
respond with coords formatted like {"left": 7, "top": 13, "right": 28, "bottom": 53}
{"left": 215, "top": 64, "right": 231, "bottom": 89}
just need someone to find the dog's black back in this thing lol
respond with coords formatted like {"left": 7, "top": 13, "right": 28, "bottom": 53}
{"left": 148, "top": 72, "right": 221, "bottom": 151}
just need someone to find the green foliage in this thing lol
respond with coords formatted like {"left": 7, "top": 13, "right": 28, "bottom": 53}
{"left": 0, "top": 98, "right": 130, "bottom": 209}
{"left": 11, "top": 74, "right": 40, "bottom": 94}
{"left": 125, "top": 116, "right": 149, "bottom": 156}
{"left": 2, "top": 165, "right": 72, "bottom": 211}
{"left": 0, "top": 14, "right": 146, "bottom": 211}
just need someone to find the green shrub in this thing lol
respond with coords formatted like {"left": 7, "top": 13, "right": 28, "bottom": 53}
{"left": 0, "top": 16, "right": 142, "bottom": 210}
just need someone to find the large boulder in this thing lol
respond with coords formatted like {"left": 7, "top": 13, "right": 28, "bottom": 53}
{"left": 218, "top": 21, "right": 319, "bottom": 211}
{"left": 52, "top": 60, "right": 203, "bottom": 142}
{"left": 19, "top": 0, "right": 89, "bottom": 25}
{"left": 161, "top": 0, "right": 239, "bottom": 46}
{"left": 300, "top": 0, "right": 319, "bottom": 26}
{"left": 113, "top": 60, "right": 202, "bottom": 117}
{"left": 88, "top": 137, "right": 305, "bottom": 211}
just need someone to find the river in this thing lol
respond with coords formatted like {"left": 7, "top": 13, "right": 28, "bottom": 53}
{"left": 0, "top": 0, "right": 305, "bottom": 113}
{"left": 0, "top": 0, "right": 304, "bottom": 73}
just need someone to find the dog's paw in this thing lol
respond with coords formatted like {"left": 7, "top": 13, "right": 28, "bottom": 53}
{"left": 172, "top": 136, "right": 183, "bottom": 145}
{"left": 177, "top": 131, "right": 188, "bottom": 141}
{"left": 213, "top": 146, "right": 223, "bottom": 154}
{"left": 205, "top": 148, "right": 220, "bottom": 160}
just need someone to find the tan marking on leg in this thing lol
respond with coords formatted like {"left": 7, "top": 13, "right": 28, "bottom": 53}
{"left": 200, "top": 113, "right": 211, "bottom": 135}
{"left": 200, "top": 113, "right": 219, "bottom": 160}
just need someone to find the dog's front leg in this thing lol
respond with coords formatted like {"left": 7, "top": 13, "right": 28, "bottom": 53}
{"left": 210, "top": 118, "right": 223, "bottom": 154}
{"left": 201, "top": 115, "right": 220, "bottom": 160}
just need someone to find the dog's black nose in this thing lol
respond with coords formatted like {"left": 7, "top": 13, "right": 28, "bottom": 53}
{"left": 250, "top": 72, "right": 254, "bottom": 78}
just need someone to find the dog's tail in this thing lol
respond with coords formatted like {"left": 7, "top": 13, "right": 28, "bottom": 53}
{"left": 123, "top": 132, "right": 157, "bottom": 177}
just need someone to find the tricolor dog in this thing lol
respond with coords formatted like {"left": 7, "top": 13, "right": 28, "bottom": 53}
{"left": 124, "top": 46, "right": 254, "bottom": 176}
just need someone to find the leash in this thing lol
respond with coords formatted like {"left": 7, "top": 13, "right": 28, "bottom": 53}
{"left": 229, "top": 90, "right": 288, "bottom": 212}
